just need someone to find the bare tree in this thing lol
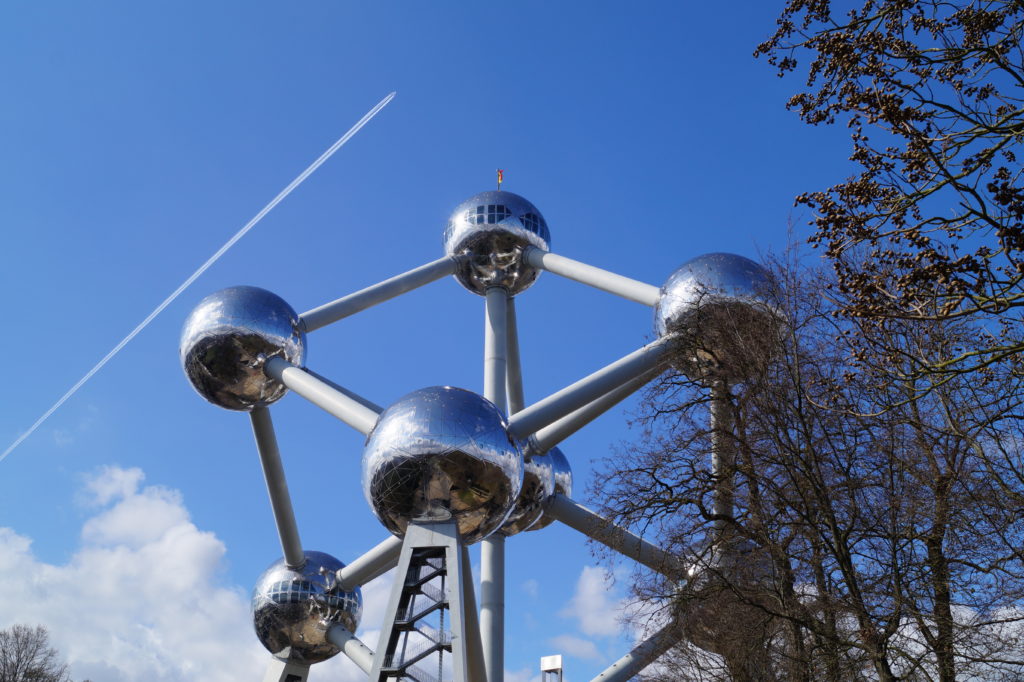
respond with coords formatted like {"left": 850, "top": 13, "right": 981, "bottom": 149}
{"left": 0, "top": 625, "right": 72, "bottom": 682}
{"left": 594, "top": 257, "right": 1024, "bottom": 681}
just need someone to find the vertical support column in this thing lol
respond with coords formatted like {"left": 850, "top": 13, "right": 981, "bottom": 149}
{"left": 482, "top": 286, "right": 509, "bottom": 682}
{"left": 709, "top": 380, "right": 735, "bottom": 537}
{"left": 505, "top": 296, "right": 525, "bottom": 415}
{"left": 461, "top": 547, "right": 488, "bottom": 681}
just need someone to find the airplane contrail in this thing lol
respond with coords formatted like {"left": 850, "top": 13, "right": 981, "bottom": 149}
{"left": 1, "top": 91, "right": 396, "bottom": 464}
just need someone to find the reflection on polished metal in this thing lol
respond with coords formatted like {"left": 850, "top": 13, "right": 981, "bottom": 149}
{"left": 499, "top": 448, "right": 555, "bottom": 536}
{"left": 252, "top": 550, "right": 362, "bottom": 664}
{"left": 654, "top": 252, "right": 779, "bottom": 380}
{"left": 444, "top": 190, "right": 551, "bottom": 296}
{"left": 681, "top": 537, "right": 775, "bottom": 658}
{"left": 525, "top": 447, "right": 572, "bottom": 533}
{"left": 180, "top": 286, "right": 305, "bottom": 411}
{"left": 362, "top": 386, "right": 524, "bottom": 545}
{"left": 178, "top": 180, "right": 774, "bottom": 680}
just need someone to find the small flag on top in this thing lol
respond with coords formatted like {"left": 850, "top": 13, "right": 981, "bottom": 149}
{"left": 497, "top": 169, "right": 504, "bottom": 190}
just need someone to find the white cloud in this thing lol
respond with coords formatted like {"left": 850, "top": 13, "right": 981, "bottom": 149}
{"left": 81, "top": 465, "right": 145, "bottom": 506}
{"left": 559, "top": 565, "right": 628, "bottom": 638}
{"left": 522, "top": 578, "right": 539, "bottom": 599}
{"left": 549, "top": 634, "right": 604, "bottom": 662}
{"left": 0, "top": 466, "right": 265, "bottom": 682}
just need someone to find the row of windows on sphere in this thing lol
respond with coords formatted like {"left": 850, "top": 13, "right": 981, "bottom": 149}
{"left": 459, "top": 204, "right": 548, "bottom": 237}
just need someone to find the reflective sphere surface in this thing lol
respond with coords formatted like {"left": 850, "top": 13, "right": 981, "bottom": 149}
{"left": 252, "top": 551, "right": 362, "bottom": 664}
{"left": 499, "top": 447, "right": 555, "bottom": 536}
{"left": 444, "top": 190, "right": 550, "bottom": 296}
{"left": 681, "top": 538, "right": 775, "bottom": 657}
{"left": 654, "top": 253, "right": 779, "bottom": 380}
{"left": 363, "top": 386, "right": 524, "bottom": 545}
{"left": 526, "top": 447, "right": 572, "bottom": 533}
{"left": 180, "top": 286, "right": 306, "bottom": 411}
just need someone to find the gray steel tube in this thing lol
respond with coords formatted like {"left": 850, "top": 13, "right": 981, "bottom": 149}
{"left": 482, "top": 286, "right": 508, "bottom": 682}
{"left": 507, "top": 337, "right": 672, "bottom": 441}
{"left": 461, "top": 547, "right": 488, "bottom": 682}
{"left": 264, "top": 357, "right": 380, "bottom": 435}
{"left": 505, "top": 297, "right": 525, "bottom": 415}
{"left": 303, "top": 368, "right": 383, "bottom": 413}
{"left": 484, "top": 287, "right": 509, "bottom": 414}
{"left": 249, "top": 407, "right": 305, "bottom": 570}
{"left": 590, "top": 623, "right": 679, "bottom": 682}
{"left": 300, "top": 256, "right": 457, "bottom": 332}
{"left": 326, "top": 624, "right": 375, "bottom": 674}
{"left": 711, "top": 380, "right": 736, "bottom": 536}
{"left": 335, "top": 535, "right": 403, "bottom": 591}
{"left": 528, "top": 368, "right": 657, "bottom": 456}
{"left": 547, "top": 494, "right": 685, "bottom": 578}
{"left": 524, "top": 246, "right": 661, "bottom": 307}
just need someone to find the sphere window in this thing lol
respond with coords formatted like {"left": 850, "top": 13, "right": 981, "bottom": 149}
{"left": 521, "top": 212, "right": 547, "bottom": 237}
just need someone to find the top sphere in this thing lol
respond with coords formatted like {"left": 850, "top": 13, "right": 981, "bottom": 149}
{"left": 444, "top": 190, "right": 550, "bottom": 296}
{"left": 362, "top": 386, "right": 524, "bottom": 545}
{"left": 654, "top": 253, "right": 779, "bottom": 380}
{"left": 252, "top": 550, "right": 362, "bottom": 664}
{"left": 180, "top": 286, "right": 306, "bottom": 411}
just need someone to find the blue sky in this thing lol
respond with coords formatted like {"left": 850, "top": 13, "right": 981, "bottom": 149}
{"left": 0, "top": 3, "right": 854, "bottom": 681}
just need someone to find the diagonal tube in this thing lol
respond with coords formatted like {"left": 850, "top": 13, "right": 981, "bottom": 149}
{"left": 546, "top": 493, "right": 685, "bottom": 578}
{"left": 300, "top": 256, "right": 458, "bottom": 332}
{"left": 589, "top": 623, "right": 680, "bottom": 682}
{"left": 335, "top": 535, "right": 403, "bottom": 591}
{"left": 327, "top": 624, "right": 375, "bottom": 674}
{"left": 264, "top": 357, "right": 380, "bottom": 435}
{"left": 249, "top": 406, "right": 305, "bottom": 569}
{"left": 524, "top": 246, "right": 661, "bottom": 307}
{"left": 507, "top": 336, "right": 673, "bottom": 441}
{"left": 528, "top": 367, "right": 658, "bottom": 456}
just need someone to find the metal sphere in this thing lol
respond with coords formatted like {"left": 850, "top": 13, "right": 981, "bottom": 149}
{"left": 499, "top": 448, "right": 556, "bottom": 536}
{"left": 180, "top": 286, "right": 306, "bottom": 411}
{"left": 444, "top": 190, "right": 550, "bottom": 296}
{"left": 653, "top": 253, "right": 779, "bottom": 380}
{"left": 362, "top": 386, "right": 524, "bottom": 545}
{"left": 251, "top": 551, "right": 362, "bottom": 664}
{"left": 526, "top": 447, "right": 572, "bottom": 533}
{"left": 681, "top": 538, "right": 775, "bottom": 657}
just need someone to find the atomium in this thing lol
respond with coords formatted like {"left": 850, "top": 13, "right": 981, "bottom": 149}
{"left": 252, "top": 551, "right": 362, "bottom": 664}
{"left": 654, "top": 253, "right": 781, "bottom": 381}
{"left": 362, "top": 386, "right": 524, "bottom": 545}
{"left": 180, "top": 285, "right": 305, "bottom": 411}
{"left": 444, "top": 190, "right": 550, "bottom": 296}
{"left": 181, "top": 183, "right": 776, "bottom": 682}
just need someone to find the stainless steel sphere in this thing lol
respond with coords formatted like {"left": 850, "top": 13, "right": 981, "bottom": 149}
{"left": 362, "top": 386, "right": 524, "bottom": 545}
{"left": 526, "top": 447, "right": 572, "bottom": 533}
{"left": 654, "top": 253, "right": 779, "bottom": 380}
{"left": 444, "top": 190, "right": 550, "bottom": 296}
{"left": 681, "top": 538, "right": 775, "bottom": 657}
{"left": 180, "top": 286, "right": 306, "bottom": 411}
{"left": 499, "top": 448, "right": 556, "bottom": 536}
{"left": 251, "top": 551, "right": 362, "bottom": 664}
